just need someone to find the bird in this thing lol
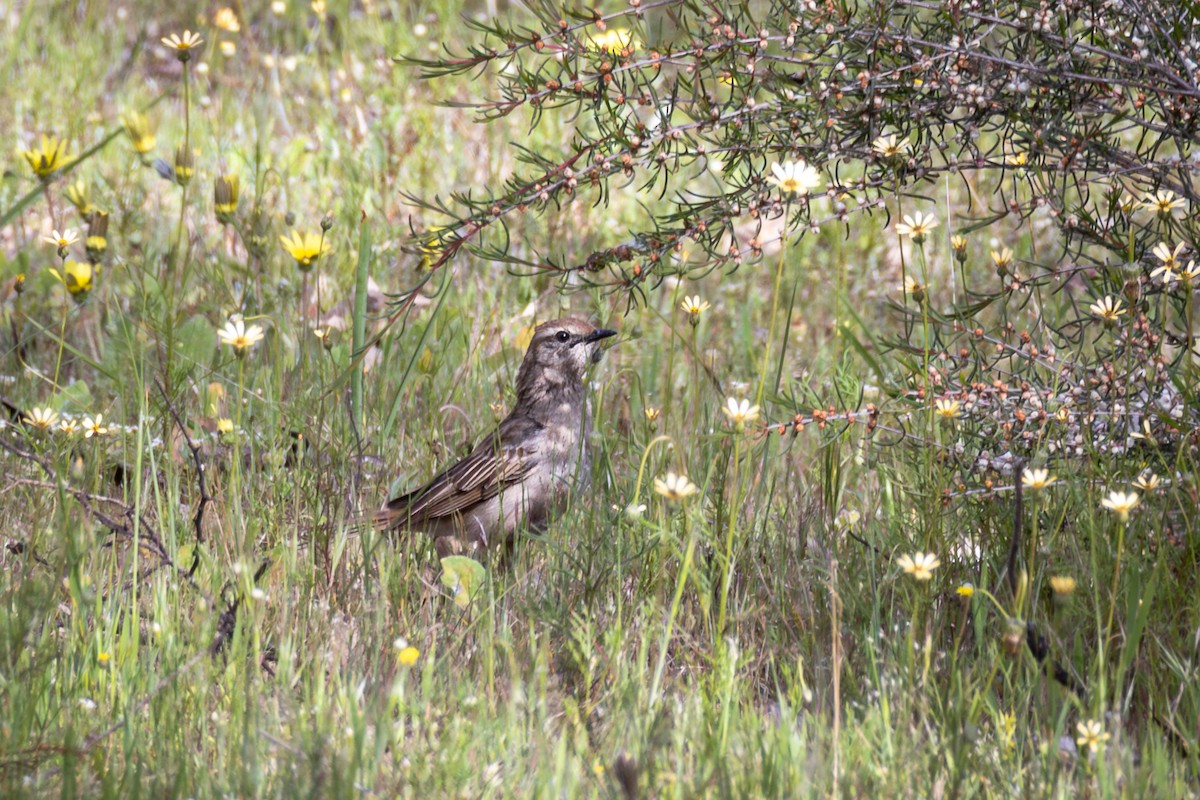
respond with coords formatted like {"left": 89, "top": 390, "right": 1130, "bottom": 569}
{"left": 376, "top": 318, "right": 617, "bottom": 557}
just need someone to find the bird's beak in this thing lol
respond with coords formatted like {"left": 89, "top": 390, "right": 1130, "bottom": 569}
{"left": 583, "top": 328, "right": 617, "bottom": 344}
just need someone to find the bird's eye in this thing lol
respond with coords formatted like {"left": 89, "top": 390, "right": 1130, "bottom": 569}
{"left": 555, "top": 331, "right": 571, "bottom": 343}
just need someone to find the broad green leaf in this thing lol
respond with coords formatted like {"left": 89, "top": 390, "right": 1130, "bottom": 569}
{"left": 175, "top": 315, "right": 217, "bottom": 374}
{"left": 439, "top": 555, "right": 486, "bottom": 609}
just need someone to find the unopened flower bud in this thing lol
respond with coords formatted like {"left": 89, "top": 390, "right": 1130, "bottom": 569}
{"left": 174, "top": 145, "right": 195, "bottom": 187}
{"left": 214, "top": 174, "right": 240, "bottom": 224}
{"left": 86, "top": 210, "right": 109, "bottom": 263}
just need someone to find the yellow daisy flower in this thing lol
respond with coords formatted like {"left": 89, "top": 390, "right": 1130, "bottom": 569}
{"left": 122, "top": 111, "right": 156, "bottom": 155}
{"left": 896, "top": 552, "right": 940, "bottom": 581}
{"left": 21, "top": 134, "right": 73, "bottom": 179}
{"left": 23, "top": 407, "right": 59, "bottom": 431}
{"left": 1020, "top": 468, "right": 1057, "bottom": 492}
{"left": 1049, "top": 575, "right": 1077, "bottom": 596}
{"left": 217, "top": 316, "right": 266, "bottom": 356}
{"left": 279, "top": 230, "right": 330, "bottom": 271}
{"left": 83, "top": 414, "right": 109, "bottom": 438}
{"left": 162, "top": 30, "right": 204, "bottom": 61}
{"left": 1089, "top": 296, "right": 1125, "bottom": 324}
{"left": 1141, "top": 190, "right": 1184, "bottom": 216}
{"left": 653, "top": 471, "right": 699, "bottom": 502}
{"left": 588, "top": 27, "right": 636, "bottom": 55}
{"left": 49, "top": 260, "right": 94, "bottom": 300}
{"left": 766, "top": 159, "right": 823, "bottom": 197}
{"left": 1101, "top": 489, "right": 1140, "bottom": 521}
{"left": 1075, "top": 719, "right": 1110, "bottom": 751}
{"left": 934, "top": 398, "right": 961, "bottom": 420}
{"left": 895, "top": 211, "right": 938, "bottom": 244}
{"left": 871, "top": 134, "right": 910, "bottom": 158}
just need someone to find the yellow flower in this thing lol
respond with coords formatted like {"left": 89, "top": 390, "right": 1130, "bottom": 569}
{"left": 1180, "top": 260, "right": 1200, "bottom": 285}
{"left": 1089, "top": 296, "right": 1125, "bottom": 324}
{"left": 1006, "top": 152, "right": 1028, "bottom": 167}
{"left": 991, "top": 247, "right": 1014, "bottom": 275}
{"left": 653, "top": 471, "right": 699, "bottom": 502}
{"left": 1132, "top": 471, "right": 1161, "bottom": 492}
{"left": 871, "top": 134, "right": 910, "bottom": 159}
{"left": 21, "top": 134, "right": 73, "bottom": 179}
{"left": 1020, "top": 467, "right": 1056, "bottom": 492}
{"left": 680, "top": 295, "right": 710, "bottom": 325}
{"left": 49, "top": 260, "right": 94, "bottom": 300}
{"left": 313, "top": 327, "right": 333, "bottom": 349}
{"left": 588, "top": 28, "right": 636, "bottom": 55}
{"left": 311, "top": 0, "right": 327, "bottom": 17}
{"left": 59, "top": 417, "right": 80, "bottom": 436}
{"left": 1141, "top": 189, "right": 1184, "bottom": 216}
{"left": 65, "top": 180, "right": 94, "bottom": 216}
{"left": 1150, "top": 241, "right": 1185, "bottom": 284}
{"left": 1101, "top": 489, "right": 1140, "bottom": 521}
{"left": 950, "top": 234, "right": 967, "bottom": 262}
{"left": 902, "top": 276, "right": 926, "bottom": 303}
{"left": 83, "top": 414, "right": 109, "bottom": 438}
{"left": 895, "top": 211, "right": 938, "bottom": 244}
{"left": 1075, "top": 719, "right": 1110, "bottom": 751}
{"left": 162, "top": 30, "right": 204, "bottom": 61}
{"left": 417, "top": 225, "right": 447, "bottom": 270}
{"left": 217, "top": 316, "right": 266, "bottom": 355}
{"left": 393, "top": 637, "right": 420, "bottom": 666}
{"left": 279, "top": 230, "right": 330, "bottom": 271}
{"left": 956, "top": 584, "right": 974, "bottom": 598}
{"left": 721, "top": 397, "right": 760, "bottom": 428}
{"left": 214, "top": 174, "right": 240, "bottom": 223}
{"left": 1130, "top": 419, "right": 1157, "bottom": 446}
{"left": 272, "top": 1, "right": 288, "bottom": 14}
{"left": 999, "top": 712, "right": 1017, "bottom": 753}
{"left": 214, "top": 7, "right": 241, "bottom": 32}
{"left": 934, "top": 398, "right": 960, "bottom": 421}
{"left": 834, "top": 508, "right": 860, "bottom": 532}
{"left": 43, "top": 229, "right": 79, "bottom": 250}
{"left": 766, "top": 159, "right": 823, "bottom": 197}
{"left": 23, "top": 406, "right": 59, "bottom": 431}
{"left": 121, "top": 111, "right": 156, "bottom": 155}
{"left": 1049, "top": 575, "right": 1077, "bottom": 596}
{"left": 219, "top": 41, "right": 236, "bottom": 57}
{"left": 897, "top": 552, "right": 940, "bottom": 581}
{"left": 216, "top": 418, "right": 234, "bottom": 435}
{"left": 1152, "top": 241, "right": 1185, "bottom": 269}
{"left": 97, "top": 651, "right": 111, "bottom": 667}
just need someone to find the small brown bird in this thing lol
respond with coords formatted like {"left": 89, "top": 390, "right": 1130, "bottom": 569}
{"left": 377, "top": 318, "right": 616, "bottom": 556}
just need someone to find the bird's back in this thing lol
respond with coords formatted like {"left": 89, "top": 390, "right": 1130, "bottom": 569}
{"left": 378, "top": 406, "right": 590, "bottom": 552}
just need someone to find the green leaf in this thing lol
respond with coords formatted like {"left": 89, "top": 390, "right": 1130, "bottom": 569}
{"left": 52, "top": 381, "right": 93, "bottom": 415}
{"left": 439, "top": 555, "right": 486, "bottom": 609}
{"left": 174, "top": 315, "right": 217, "bottom": 375}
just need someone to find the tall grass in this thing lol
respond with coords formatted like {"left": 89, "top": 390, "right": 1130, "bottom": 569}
{"left": 0, "top": 1, "right": 1198, "bottom": 797}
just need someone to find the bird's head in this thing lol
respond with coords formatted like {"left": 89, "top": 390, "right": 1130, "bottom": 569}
{"left": 515, "top": 318, "right": 616, "bottom": 405}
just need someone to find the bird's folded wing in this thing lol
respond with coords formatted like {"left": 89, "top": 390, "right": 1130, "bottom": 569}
{"left": 386, "top": 420, "right": 539, "bottom": 524}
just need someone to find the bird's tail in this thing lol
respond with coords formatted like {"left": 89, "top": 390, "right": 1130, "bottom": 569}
{"left": 345, "top": 504, "right": 401, "bottom": 538}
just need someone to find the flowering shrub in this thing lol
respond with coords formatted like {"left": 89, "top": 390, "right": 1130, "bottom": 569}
{"left": 410, "top": 0, "right": 1200, "bottom": 489}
